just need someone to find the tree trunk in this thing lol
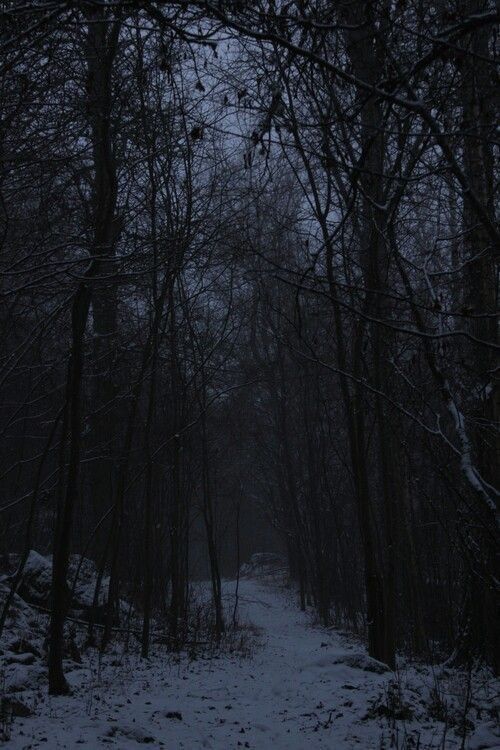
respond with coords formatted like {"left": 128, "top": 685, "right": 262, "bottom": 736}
{"left": 85, "top": 10, "right": 121, "bottom": 536}
{"left": 49, "top": 284, "right": 91, "bottom": 695}
{"left": 457, "top": 0, "right": 498, "bottom": 671}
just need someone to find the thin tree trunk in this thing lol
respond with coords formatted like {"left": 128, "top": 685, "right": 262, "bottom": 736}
{"left": 49, "top": 283, "right": 91, "bottom": 695}
{"left": 201, "top": 391, "right": 225, "bottom": 643}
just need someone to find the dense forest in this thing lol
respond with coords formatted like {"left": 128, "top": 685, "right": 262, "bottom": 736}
{"left": 0, "top": 1, "right": 498, "bottom": 747}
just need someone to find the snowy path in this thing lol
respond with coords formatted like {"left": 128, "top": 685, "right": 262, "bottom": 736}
{"left": 7, "top": 577, "right": 498, "bottom": 749}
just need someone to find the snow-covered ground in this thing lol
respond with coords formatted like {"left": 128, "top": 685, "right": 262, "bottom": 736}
{"left": 4, "top": 575, "right": 499, "bottom": 749}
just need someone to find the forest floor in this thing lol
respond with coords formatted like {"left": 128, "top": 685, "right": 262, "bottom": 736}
{"left": 4, "top": 574, "right": 499, "bottom": 749}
